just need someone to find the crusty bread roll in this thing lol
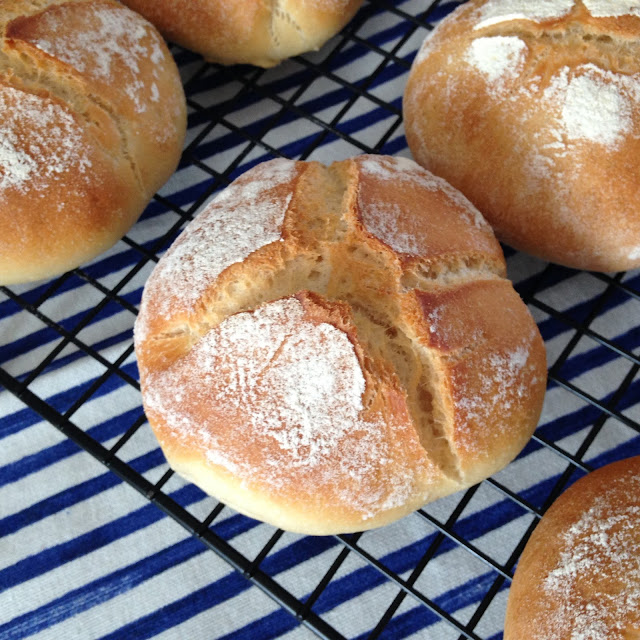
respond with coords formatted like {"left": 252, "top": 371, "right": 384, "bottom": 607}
{"left": 119, "top": 0, "right": 364, "bottom": 67}
{"left": 0, "top": 0, "right": 186, "bottom": 285}
{"left": 134, "top": 154, "right": 547, "bottom": 535}
{"left": 404, "top": 0, "right": 640, "bottom": 273}
{"left": 505, "top": 455, "right": 640, "bottom": 640}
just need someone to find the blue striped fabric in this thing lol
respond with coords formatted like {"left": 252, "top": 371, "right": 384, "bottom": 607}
{"left": 1, "top": 1, "right": 640, "bottom": 639}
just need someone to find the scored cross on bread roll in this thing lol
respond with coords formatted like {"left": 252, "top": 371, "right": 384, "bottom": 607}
{"left": 0, "top": 0, "right": 186, "bottom": 285}
{"left": 119, "top": 0, "right": 364, "bottom": 68}
{"left": 404, "top": 0, "right": 640, "bottom": 272}
{"left": 134, "top": 155, "right": 547, "bottom": 535}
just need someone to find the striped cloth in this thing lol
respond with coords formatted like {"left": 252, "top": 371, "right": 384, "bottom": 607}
{"left": 2, "top": 1, "right": 640, "bottom": 638}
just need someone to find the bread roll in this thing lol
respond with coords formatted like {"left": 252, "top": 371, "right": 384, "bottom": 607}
{"left": 404, "top": 0, "right": 640, "bottom": 272}
{"left": 119, "top": 0, "right": 364, "bottom": 68}
{"left": 504, "top": 455, "right": 640, "bottom": 640}
{"left": 0, "top": 0, "right": 186, "bottom": 285}
{"left": 134, "top": 154, "right": 547, "bottom": 535}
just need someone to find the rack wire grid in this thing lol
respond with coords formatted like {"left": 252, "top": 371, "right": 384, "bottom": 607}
{"left": 2, "top": 0, "right": 640, "bottom": 638}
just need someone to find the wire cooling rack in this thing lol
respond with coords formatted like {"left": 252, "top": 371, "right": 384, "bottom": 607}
{"left": 1, "top": 1, "right": 640, "bottom": 638}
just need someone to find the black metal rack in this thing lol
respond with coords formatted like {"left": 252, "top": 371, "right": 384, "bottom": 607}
{"left": 2, "top": 1, "right": 640, "bottom": 638}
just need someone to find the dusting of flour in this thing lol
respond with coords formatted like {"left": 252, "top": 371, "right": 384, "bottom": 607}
{"left": 544, "top": 65, "right": 637, "bottom": 146}
{"left": 583, "top": 0, "right": 640, "bottom": 17}
{"left": 33, "top": 5, "right": 165, "bottom": 113}
{"left": 540, "top": 474, "right": 640, "bottom": 639}
{"left": 465, "top": 36, "right": 528, "bottom": 84}
{"left": 144, "top": 297, "right": 418, "bottom": 519}
{"left": 513, "top": 62, "right": 640, "bottom": 189}
{"left": 0, "top": 85, "right": 91, "bottom": 195}
{"left": 453, "top": 329, "right": 537, "bottom": 450}
{"left": 357, "top": 155, "right": 489, "bottom": 255}
{"left": 628, "top": 246, "right": 640, "bottom": 260}
{"left": 138, "top": 159, "right": 298, "bottom": 330}
{"left": 358, "top": 202, "right": 423, "bottom": 255}
{"left": 474, "top": 0, "right": 575, "bottom": 29}
{"left": 473, "top": 0, "right": 640, "bottom": 27}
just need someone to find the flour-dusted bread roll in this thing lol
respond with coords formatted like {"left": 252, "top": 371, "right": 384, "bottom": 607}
{"left": 119, "top": 0, "right": 363, "bottom": 67}
{"left": 134, "top": 155, "right": 547, "bottom": 535}
{"left": 0, "top": 0, "right": 186, "bottom": 285}
{"left": 505, "top": 456, "right": 640, "bottom": 640}
{"left": 404, "top": 0, "right": 640, "bottom": 273}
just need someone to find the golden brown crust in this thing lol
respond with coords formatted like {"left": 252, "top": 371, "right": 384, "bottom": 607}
{"left": 414, "top": 280, "right": 547, "bottom": 485}
{"left": 404, "top": 0, "right": 640, "bottom": 272}
{"left": 135, "top": 155, "right": 547, "bottom": 534}
{"left": 504, "top": 456, "right": 640, "bottom": 640}
{"left": 119, "top": 0, "right": 364, "bottom": 67}
{"left": 0, "top": 80, "right": 141, "bottom": 284}
{"left": 144, "top": 291, "right": 445, "bottom": 534}
{"left": 0, "top": 0, "right": 186, "bottom": 285}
